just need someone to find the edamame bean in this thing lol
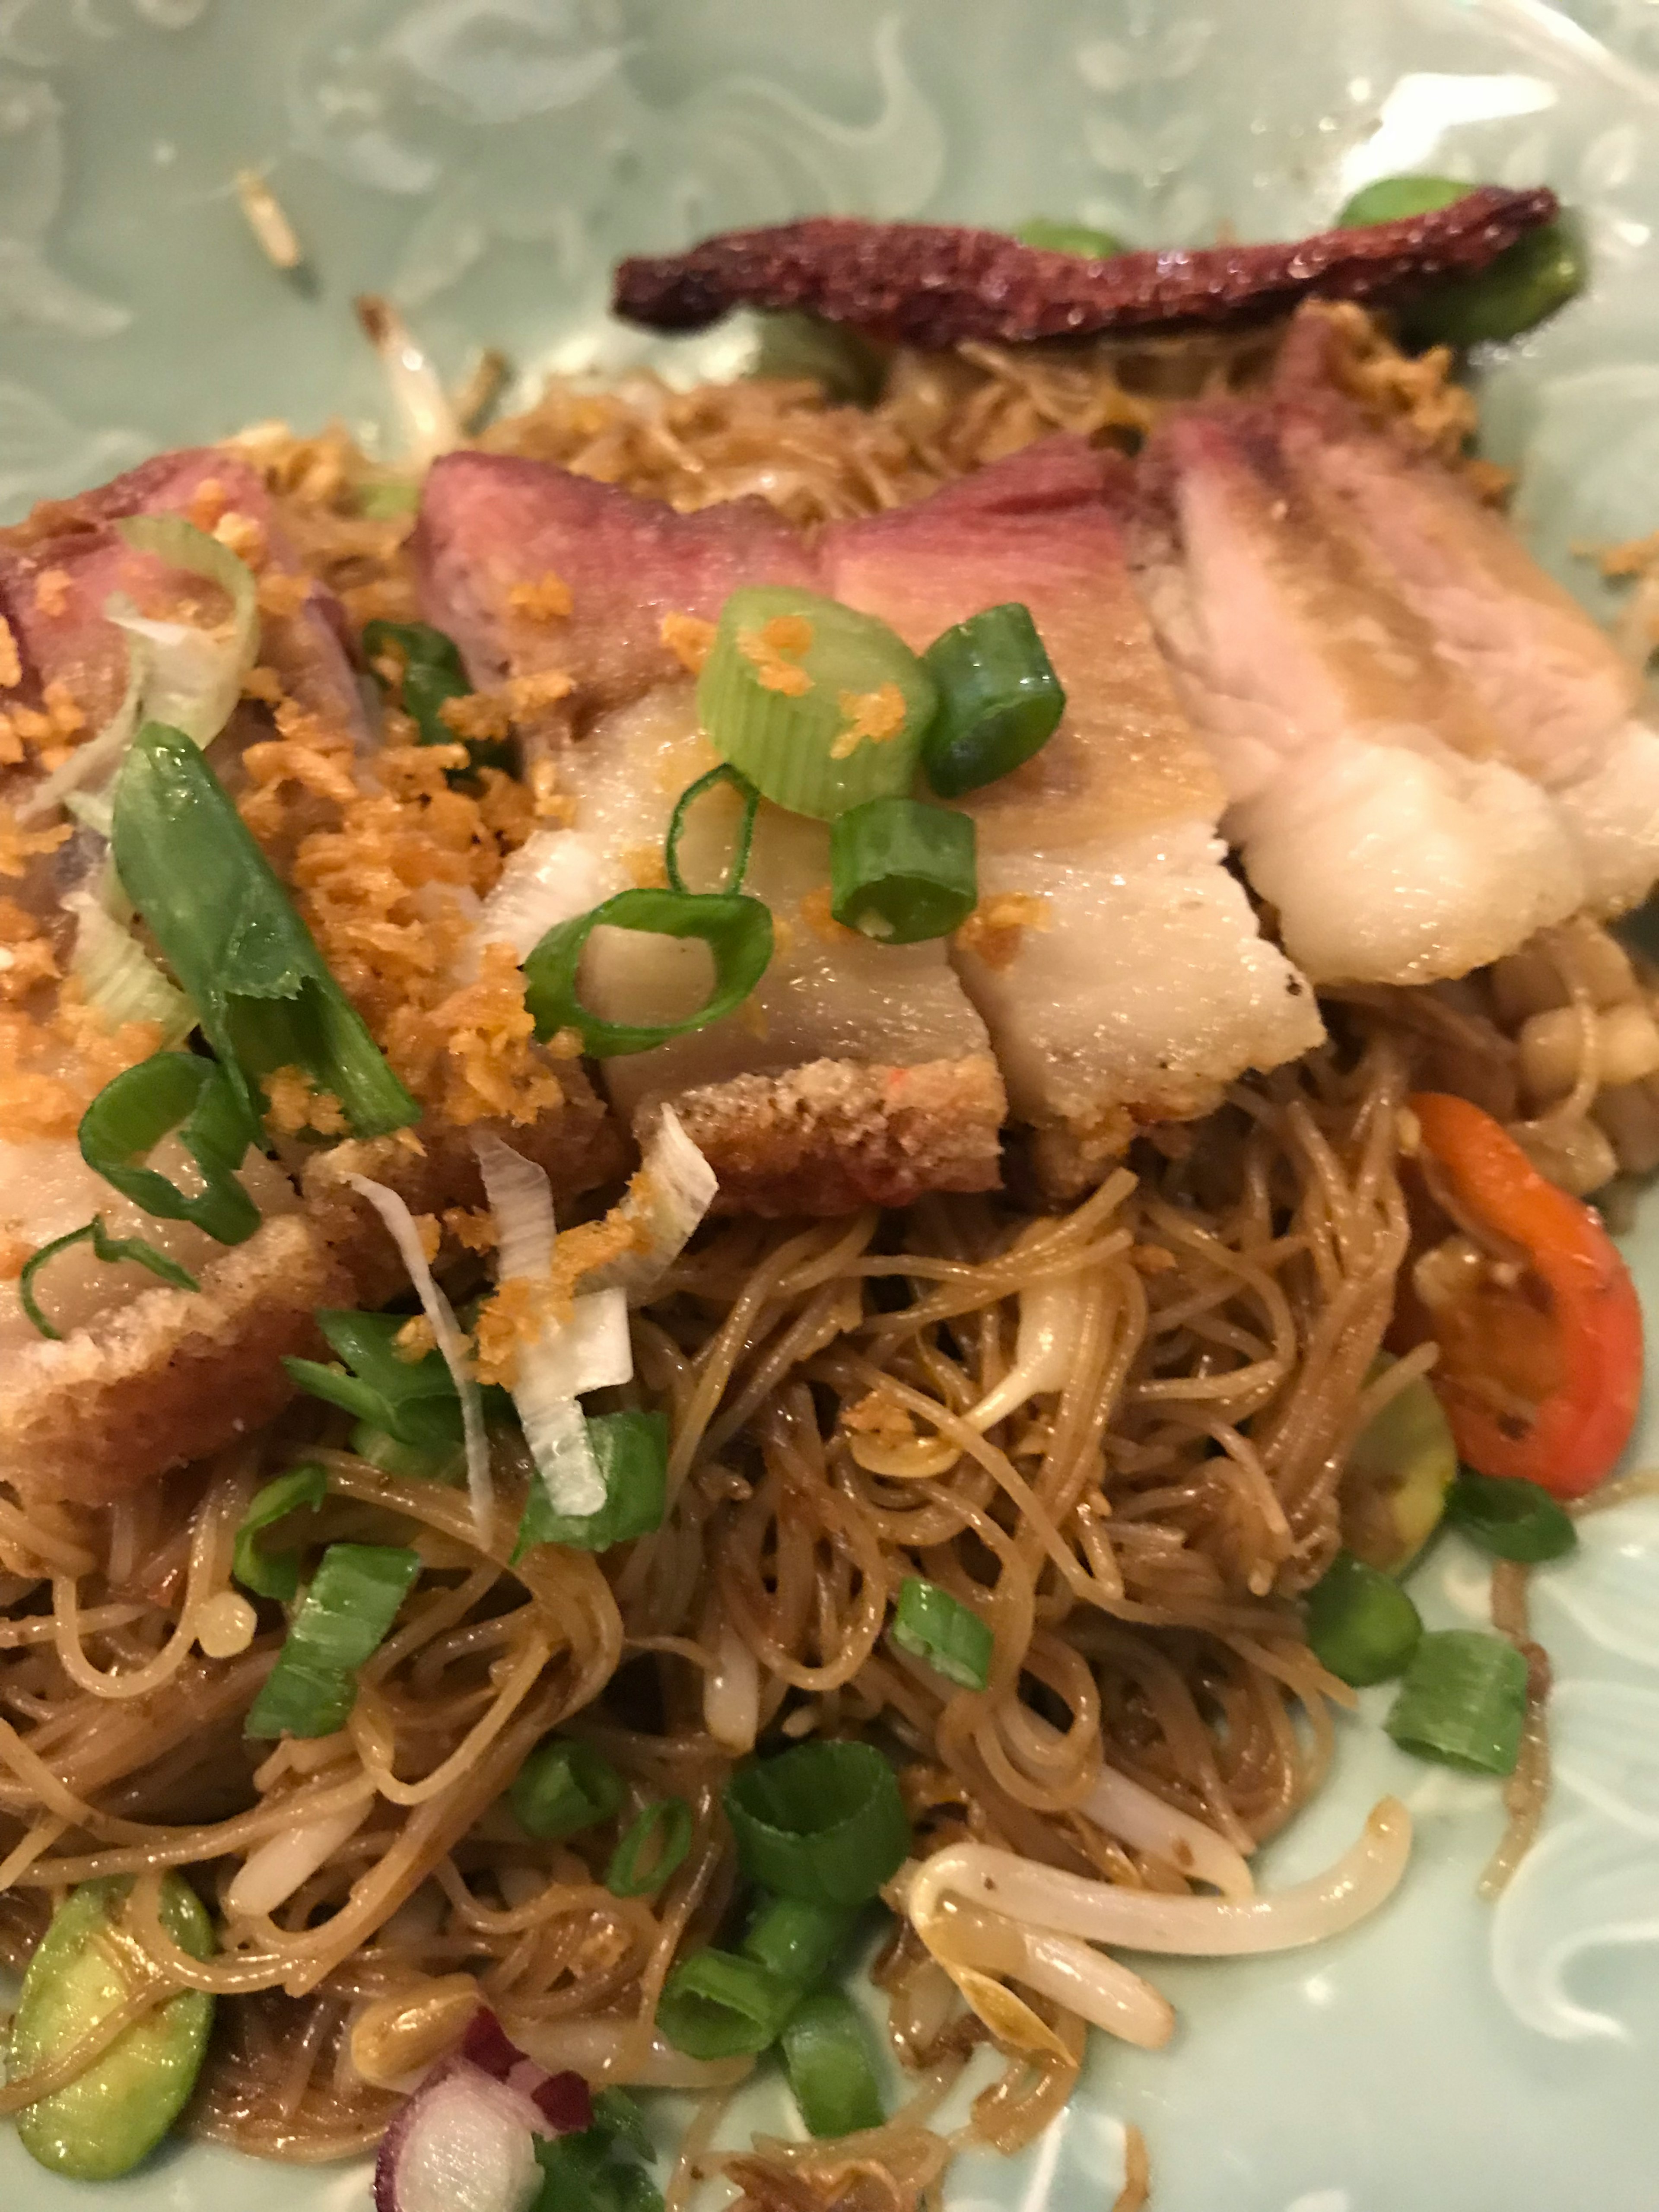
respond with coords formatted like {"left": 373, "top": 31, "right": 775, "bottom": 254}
{"left": 1335, "top": 173, "right": 1585, "bottom": 343}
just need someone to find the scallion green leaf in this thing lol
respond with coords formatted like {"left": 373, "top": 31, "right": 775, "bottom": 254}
{"left": 514, "top": 1410, "right": 668, "bottom": 1557}
{"left": 779, "top": 1990, "right": 885, "bottom": 2138}
{"left": 1385, "top": 1629, "right": 1528, "bottom": 1776}
{"left": 921, "top": 603, "right": 1066, "bottom": 799}
{"left": 655, "top": 1948, "right": 798, "bottom": 2059}
{"left": 890, "top": 1576, "right": 994, "bottom": 1690}
{"left": 1444, "top": 1469, "right": 1577, "bottom": 1564}
{"left": 532, "top": 2104, "right": 664, "bottom": 2212}
{"left": 664, "top": 764, "right": 760, "bottom": 897}
{"left": 231, "top": 1464, "right": 328, "bottom": 1603}
{"left": 19, "top": 1216, "right": 199, "bottom": 1342}
{"left": 362, "top": 620, "right": 506, "bottom": 774}
{"left": 346, "top": 1423, "right": 464, "bottom": 1483}
{"left": 79, "top": 1052, "right": 261, "bottom": 1247}
{"left": 1014, "top": 218, "right": 1125, "bottom": 258}
{"left": 605, "top": 1798, "right": 693, "bottom": 1898}
{"left": 284, "top": 1309, "right": 473, "bottom": 1452}
{"left": 511, "top": 1738, "right": 626, "bottom": 1841}
{"left": 521, "top": 888, "right": 772, "bottom": 1058}
{"left": 1303, "top": 1552, "right": 1423, "bottom": 1688}
{"left": 830, "top": 800, "right": 977, "bottom": 945}
{"left": 697, "top": 586, "right": 935, "bottom": 821}
{"left": 245, "top": 1541, "right": 420, "bottom": 1740}
{"left": 111, "top": 723, "right": 418, "bottom": 1142}
{"left": 740, "top": 1893, "right": 859, "bottom": 1992}
{"left": 725, "top": 1741, "right": 909, "bottom": 1907}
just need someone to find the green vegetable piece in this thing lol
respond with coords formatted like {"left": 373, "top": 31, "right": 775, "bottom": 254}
{"left": 521, "top": 888, "right": 773, "bottom": 1058}
{"left": 12, "top": 1874, "right": 216, "bottom": 2181}
{"left": 514, "top": 1410, "right": 669, "bottom": 1556}
{"left": 1386, "top": 1629, "right": 1529, "bottom": 1775}
{"left": 362, "top": 620, "right": 507, "bottom": 773}
{"left": 1304, "top": 1551, "right": 1423, "bottom": 1688}
{"left": 606, "top": 1798, "right": 693, "bottom": 1898}
{"left": 829, "top": 799, "right": 978, "bottom": 945}
{"left": 1341, "top": 1362, "right": 1458, "bottom": 1575}
{"left": 284, "top": 1308, "right": 473, "bottom": 1452}
{"left": 533, "top": 2115, "right": 664, "bottom": 2212}
{"left": 1336, "top": 175, "right": 1585, "bottom": 343}
{"left": 19, "top": 1215, "right": 198, "bottom": 1341}
{"left": 1446, "top": 1468, "right": 1577, "bottom": 1564}
{"left": 347, "top": 1422, "right": 465, "bottom": 1484}
{"left": 245, "top": 1540, "right": 420, "bottom": 1739}
{"left": 232, "top": 1462, "right": 328, "bottom": 1602}
{"left": 588, "top": 2088, "right": 654, "bottom": 2164}
{"left": 356, "top": 480, "right": 421, "bottom": 519}
{"left": 511, "top": 1738, "right": 626, "bottom": 1841}
{"left": 665, "top": 763, "right": 760, "bottom": 897}
{"left": 890, "top": 1574, "right": 995, "bottom": 1688}
{"left": 779, "top": 1990, "right": 885, "bottom": 2138}
{"left": 112, "top": 724, "right": 418, "bottom": 1142}
{"left": 751, "top": 313, "right": 888, "bottom": 404}
{"left": 697, "top": 586, "right": 936, "bottom": 821}
{"left": 725, "top": 1740, "right": 909, "bottom": 1907}
{"left": 921, "top": 601, "right": 1067, "bottom": 798}
{"left": 1014, "top": 218, "right": 1125, "bottom": 258}
{"left": 740, "top": 1892, "right": 859, "bottom": 1992}
{"left": 656, "top": 1947, "right": 799, "bottom": 2059}
{"left": 80, "top": 1050, "right": 261, "bottom": 1247}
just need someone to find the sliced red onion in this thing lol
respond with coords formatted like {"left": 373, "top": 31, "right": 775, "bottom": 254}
{"left": 375, "top": 2012, "right": 592, "bottom": 2212}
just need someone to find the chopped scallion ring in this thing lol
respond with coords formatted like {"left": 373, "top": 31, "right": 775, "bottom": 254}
{"left": 740, "top": 1893, "right": 859, "bottom": 1992}
{"left": 779, "top": 1990, "right": 886, "bottom": 2138}
{"left": 513, "top": 1410, "right": 668, "bottom": 1557}
{"left": 283, "top": 1309, "right": 489, "bottom": 1455}
{"left": 921, "top": 602, "right": 1066, "bottom": 798}
{"left": 656, "top": 1948, "right": 797, "bottom": 2059}
{"left": 522, "top": 888, "right": 772, "bottom": 1058}
{"left": 829, "top": 798, "right": 977, "bottom": 944}
{"left": 605, "top": 1798, "right": 693, "bottom": 1898}
{"left": 511, "top": 1738, "right": 626, "bottom": 1841}
{"left": 1444, "top": 1470, "right": 1577, "bottom": 1564}
{"left": 697, "top": 585, "right": 935, "bottom": 820}
{"left": 231, "top": 1464, "right": 328, "bottom": 1603}
{"left": 664, "top": 763, "right": 760, "bottom": 896}
{"left": 79, "top": 1052, "right": 261, "bottom": 1248}
{"left": 1385, "top": 1629, "right": 1528, "bottom": 1776}
{"left": 1303, "top": 1552, "right": 1423, "bottom": 1688}
{"left": 724, "top": 1740, "right": 909, "bottom": 1906}
{"left": 890, "top": 1574, "right": 995, "bottom": 1689}
{"left": 19, "top": 1216, "right": 200, "bottom": 1342}
{"left": 245, "top": 1541, "right": 420, "bottom": 1741}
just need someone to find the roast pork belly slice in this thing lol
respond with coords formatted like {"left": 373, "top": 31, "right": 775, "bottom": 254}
{"left": 1130, "top": 407, "right": 1583, "bottom": 987}
{"left": 821, "top": 438, "right": 1322, "bottom": 1183}
{"left": 414, "top": 453, "right": 1004, "bottom": 1213}
{"left": 1270, "top": 314, "right": 1659, "bottom": 914}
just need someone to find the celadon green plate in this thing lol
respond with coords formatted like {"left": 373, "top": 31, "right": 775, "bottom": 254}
{"left": 4, "top": 1, "right": 1659, "bottom": 2206}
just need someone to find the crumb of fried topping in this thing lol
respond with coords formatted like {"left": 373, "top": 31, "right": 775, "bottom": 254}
{"left": 443, "top": 1205, "right": 498, "bottom": 1254}
{"left": 188, "top": 477, "right": 228, "bottom": 533}
{"left": 241, "top": 664, "right": 286, "bottom": 705}
{"left": 505, "top": 670, "right": 574, "bottom": 718}
{"left": 256, "top": 570, "right": 312, "bottom": 620}
{"left": 0, "top": 807, "right": 70, "bottom": 880}
{"left": 440, "top": 690, "right": 513, "bottom": 746}
{"left": 953, "top": 891, "right": 1049, "bottom": 972}
{"left": 0, "top": 619, "right": 20, "bottom": 693}
{"left": 32, "top": 569, "right": 71, "bottom": 620}
{"left": 508, "top": 571, "right": 574, "bottom": 622}
{"left": 214, "top": 509, "right": 266, "bottom": 566}
{"left": 0, "top": 680, "right": 87, "bottom": 774}
{"left": 262, "top": 1064, "right": 349, "bottom": 1139}
{"left": 623, "top": 842, "right": 669, "bottom": 890}
{"left": 830, "top": 681, "right": 906, "bottom": 759}
{"left": 527, "top": 757, "right": 575, "bottom": 823}
{"left": 798, "top": 884, "right": 856, "bottom": 946}
{"left": 661, "top": 610, "right": 715, "bottom": 675}
{"left": 841, "top": 1386, "right": 915, "bottom": 1446}
{"left": 738, "top": 615, "right": 814, "bottom": 695}
{"left": 395, "top": 1313, "right": 439, "bottom": 1362}
{"left": 0, "top": 1225, "right": 28, "bottom": 1281}
{"left": 472, "top": 1208, "right": 649, "bottom": 1386}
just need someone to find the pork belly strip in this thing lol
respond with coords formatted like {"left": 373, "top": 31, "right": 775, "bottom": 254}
{"left": 414, "top": 453, "right": 1005, "bottom": 1214}
{"left": 821, "top": 438, "right": 1322, "bottom": 1183}
{"left": 1270, "top": 306, "right": 1659, "bottom": 916}
{"left": 611, "top": 190, "right": 1558, "bottom": 348}
{"left": 1127, "top": 406, "right": 1584, "bottom": 986}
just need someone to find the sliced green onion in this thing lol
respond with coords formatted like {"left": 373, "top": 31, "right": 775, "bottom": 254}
{"left": 231, "top": 1464, "right": 328, "bottom": 1603}
{"left": 725, "top": 1741, "right": 909, "bottom": 1907}
{"left": 112, "top": 513, "right": 259, "bottom": 747}
{"left": 355, "top": 480, "right": 420, "bottom": 520}
{"left": 890, "top": 1575, "right": 994, "bottom": 1690}
{"left": 245, "top": 1541, "right": 420, "bottom": 1740}
{"left": 67, "top": 889, "right": 194, "bottom": 1046}
{"left": 361, "top": 620, "right": 506, "bottom": 772}
{"left": 1303, "top": 1553, "right": 1423, "bottom": 1688}
{"left": 655, "top": 1948, "right": 798, "bottom": 2059}
{"left": 1342, "top": 1360, "right": 1457, "bottom": 1575}
{"left": 605, "top": 1798, "right": 693, "bottom": 1898}
{"left": 697, "top": 586, "right": 935, "bottom": 821}
{"left": 346, "top": 1422, "right": 464, "bottom": 1483}
{"left": 1336, "top": 175, "right": 1586, "bottom": 343}
{"left": 1385, "top": 1629, "right": 1528, "bottom": 1776}
{"left": 80, "top": 1052, "right": 261, "bottom": 1247}
{"left": 829, "top": 799, "right": 977, "bottom": 945}
{"left": 511, "top": 1738, "right": 626, "bottom": 1841}
{"left": 1445, "top": 1469, "right": 1577, "bottom": 1564}
{"left": 780, "top": 1990, "right": 885, "bottom": 2139}
{"left": 112, "top": 723, "right": 418, "bottom": 1141}
{"left": 284, "top": 1309, "right": 473, "bottom": 1453}
{"left": 665, "top": 764, "right": 760, "bottom": 897}
{"left": 532, "top": 2122, "right": 664, "bottom": 2212}
{"left": 740, "top": 1893, "right": 859, "bottom": 1991}
{"left": 587, "top": 2088, "right": 654, "bottom": 2164}
{"left": 522, "top": 888, "right": 772, "bottom": 1058}
{"left": 514, "top": 1410, "right": 668, "bottom": 1557}
{"left": 1014, "top": 218, "right": 1125, "bottom": 258}
{"left": 18, "top": 1217, "right": 199, "bottom": 1343}
{"left": 921, "top": 602, "right": 1066, "bottom": 799}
